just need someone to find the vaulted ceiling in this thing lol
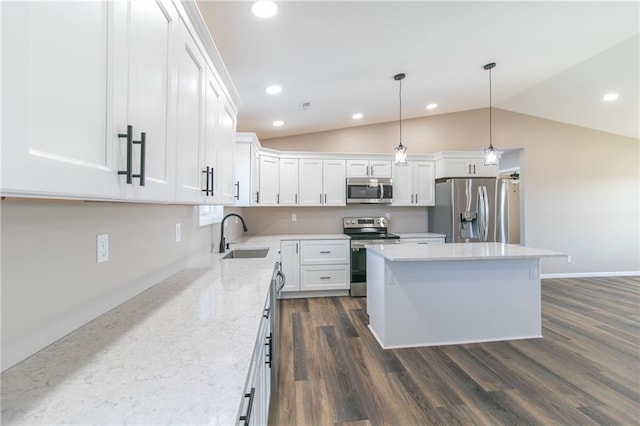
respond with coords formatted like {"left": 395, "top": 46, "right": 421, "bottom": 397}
{"left": 198, "top": 1, "right": 639, "bottom": 140}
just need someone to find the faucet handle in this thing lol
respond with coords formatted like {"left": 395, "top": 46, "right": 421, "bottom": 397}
{"left": 226, "top": 242, "right": 236, "bottom": 250}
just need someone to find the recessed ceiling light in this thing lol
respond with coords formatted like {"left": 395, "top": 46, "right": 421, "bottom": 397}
{"left": 273, "top": 120, "right": 284, "bottom": 127}
{"left": 251, "top": 0, "right": 278, "bottom": 18}
{"left": 352, "top": 113, "right": 363, "bottom": 120}
{"left": 426, "top": 103, "right": 438, "bottom": 110}
{"left": 603, "top": 93, "right": 619, "bottom": 102}
{"left": 266, "top": 85, "right": 282, "bottom": 95}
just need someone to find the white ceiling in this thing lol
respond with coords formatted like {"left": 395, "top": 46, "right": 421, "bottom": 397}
{"left": 198, "top": 1, "right": 639, "bottom": 141}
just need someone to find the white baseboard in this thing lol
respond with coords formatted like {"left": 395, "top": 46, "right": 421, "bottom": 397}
{"left": 542, "top": 271, "right": 640, "bottom": 279}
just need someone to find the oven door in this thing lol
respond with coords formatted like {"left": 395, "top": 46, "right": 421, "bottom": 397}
{"left": 350, "top": 241, "right": 368, "bottom": 296}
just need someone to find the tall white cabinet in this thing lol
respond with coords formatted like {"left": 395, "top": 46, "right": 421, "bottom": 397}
{"left": 0, "top": 0, "right": 239, "bottom": 205}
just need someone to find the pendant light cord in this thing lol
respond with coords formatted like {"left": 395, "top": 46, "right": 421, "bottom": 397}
{"left": 488, "top": 66, "right": 493, "bottom": 149}
{"left": 399, "top": 77, "right": 402, "bottom": 146}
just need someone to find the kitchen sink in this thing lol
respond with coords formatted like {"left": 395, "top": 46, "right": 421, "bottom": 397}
{"left": 222, "top": 248, "right": 269, "bottom": 259}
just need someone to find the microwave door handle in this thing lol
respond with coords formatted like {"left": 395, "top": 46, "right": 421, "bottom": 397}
{"left": 379, "top": 183, "right": 384, "bottom": 201}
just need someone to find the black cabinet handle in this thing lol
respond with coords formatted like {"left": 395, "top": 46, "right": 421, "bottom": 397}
{"left": 210, "top": 167, "right": 214, "bottom": 195}
{"left": 235, "top": 181, "right": 240, "bottom": 200}
{"left": 239, "top": 387, "right": 255, "bottom": 426}
{"left": 265, "top": 333, "right": 272, "bottom": 367}
{"left": 117, "top": 125, "right": 133, "bottom": 184}
{"left": 468, "top": 164, "right": 472, "bottom": 175}
{"left": 320, "top": 251, "right": 331, "bottom": 254}
{"left": 202, "top": 166, "right": 210, "bottom": 194}
{"left": 117, "top": 126, "right": 145, "bottom": 185}
{"left": 256, "top": 191, "right": 260, "bottom": 204}
{"left": 263, "top": 307, "right": 270, "bottom": 319}
{"left": 320, "top": 276, "right": 331, "bottom": 280}
{"left": 473, "top": 164, "right": 476, "bottom": 174}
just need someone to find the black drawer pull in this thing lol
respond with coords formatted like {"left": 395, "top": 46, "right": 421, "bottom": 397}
{"left": 320, "top": 276, "right": 331, "bottom": 280}
{"left": 239, "top": 388, "right": 255, "bottom": 426}
{"left": 263, "top": 307, "right": 270, "bottom": 319}
{"left": 320, "top": 251, "right": 331, "bottom": 254}
{"left": 265, "top": 333, "right": 272, "bottom": 367}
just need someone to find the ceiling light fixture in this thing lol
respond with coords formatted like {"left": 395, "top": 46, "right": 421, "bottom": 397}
{"left": 266, "top": 85, "right": 282, "bottom": 95}
{"left": 251, "top": 0, "right": 278, "bottom": 19}
{"left": 483, "top": 62, "right": 498, "bottom": 166}
{"left": 393, "top": 73, "right": 408, "bottom": 165}
{"left": 273, "top": 120, "right": 284, "bottom": 127}
{"left": 352, "top": 113, "right": 363, "bottom": 120}
{"left": 603, "top": 92, "right": 619, "bottom": 102}
{"left": 426, "top": 103, "right": 438, "bottom": 110}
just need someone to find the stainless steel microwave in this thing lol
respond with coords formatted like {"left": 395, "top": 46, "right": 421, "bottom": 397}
{"left": 346, "top": 178, "right": 393, "bottom": 204}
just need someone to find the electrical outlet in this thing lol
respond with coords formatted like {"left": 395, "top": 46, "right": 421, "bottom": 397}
{"left": 175, "top": 223, "right": 181, "bottom": 242}
{"left": 567, "top": 256, "right": 572, "bottom": 263}
{"left": 97, "top": 234, "right": 109, "bottom": 263}
{"left": 385, "top": 212, "right": 391, "bottom": 219}
{"left": 292, "top": 214, "right": 297, "bottom": 222}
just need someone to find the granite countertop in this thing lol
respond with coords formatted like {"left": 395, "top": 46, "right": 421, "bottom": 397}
{"left": 1, "top": 234, "right": 339, "bottom": 426}
{"left": 366, "top": 242, "right": 568, "bottom": 262}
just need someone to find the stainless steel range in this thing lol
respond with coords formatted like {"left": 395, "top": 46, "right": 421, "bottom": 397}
{"left": 343, "top": 217, "right": 400, "bottom": 297}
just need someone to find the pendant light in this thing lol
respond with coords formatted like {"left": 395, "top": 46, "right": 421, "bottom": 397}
{"left": 393, "top": 73, "right": 408, "bottom": 165}
{"left": 483, "top": 62, "right": 498, "bottom": 165}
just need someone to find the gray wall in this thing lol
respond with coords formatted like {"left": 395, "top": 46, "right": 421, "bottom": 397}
{"left": 261, "top": 108, "right": 640, "bottom": 276}
{"left": 0, "top": 200, "right": 245, "bottom": 370}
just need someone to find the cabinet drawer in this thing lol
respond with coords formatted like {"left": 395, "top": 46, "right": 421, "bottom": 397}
{"left": 300, "top": 240, "right": 349, "bottom": 265}
{"left": 300, "top": 265, "right": 349, "bottom": 291}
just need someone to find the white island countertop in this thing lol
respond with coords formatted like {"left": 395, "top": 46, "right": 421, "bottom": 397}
{"left": 0, "top": 234, "right": 346, "bottom": 426}
{"left": 366, "top": 242, "right": 567, "bottom": 262}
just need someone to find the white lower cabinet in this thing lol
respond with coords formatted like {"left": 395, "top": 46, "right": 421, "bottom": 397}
{"left": 280, "top": 240, "right": 301, "bottom": 292}
{"left": 238, "top": 287, "right": 272, "bottom": 425}
{"left": 281, "top": 239, "right": 350, "bottom": 293}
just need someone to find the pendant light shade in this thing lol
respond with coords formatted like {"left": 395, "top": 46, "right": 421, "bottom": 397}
{"left": 393, "top": 73, "right": 408, "bottom": 165}
{"left": 483, "top": 62, "right": 498, "bottom": 166}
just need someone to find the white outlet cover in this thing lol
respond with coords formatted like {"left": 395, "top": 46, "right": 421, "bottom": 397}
{"left": 175, "top": 223, "right": 182, "bottom": 242}
{"left": 97, "top": 234, "right": 109, "bottom": 263}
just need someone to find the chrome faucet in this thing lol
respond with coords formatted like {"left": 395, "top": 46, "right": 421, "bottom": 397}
{"left": 219, "top": 213, "right": 248, "bottom": 253}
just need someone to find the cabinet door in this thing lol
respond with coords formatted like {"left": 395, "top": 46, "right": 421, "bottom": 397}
{"left": 298, "top": 159, "right": 323, "bottom": 206}
{"left": 345, "top": 160, "right": 369, "bottom": 178}
{"left": 300, "top": 240, "right": 349, "bottom": 265}
{"left": 251, "top": 149, "right": 260, "bottom": 205}
{"left": 174, "top": 22, "right": 206, "bottom": 202}
{"left": 1, "top": 1, "right": 117, "bottom": 199}
{"left": 413, "top": 161, "right": 435, "bottom": 206}
{"left": 278, "top": 158, "right": 299, "bottom": 206}
{"left": 234, "top": 142, "right": 251, "bottom": 206}
{"left": 203, "top": 67, "right": 221, "bottom": 203}
{"left": 443, "top": 159, "right": 473, "bottom": 177}
{"left": 370, "top": 160, "right": 392, "bottom": 178}
{"left": 323, "top": 160, "right": 346, "bottom": 206}
{"left": 216, "top": 97, "right": 238, "bottom": 204}
{"left": 118, "top": 0, "right": 177, "bottom": 201}
{"left": 391, "top": 163, "right": 413, "bottom": 206}
{"left": 470, "top": 159, "right": 499, "bottom": 177}
{"left": 259, "top": 155, "right": 279, "bottom": 206}
{"left": 280, "top": 241, "right": 300, "bottom": 292}
{"left": 300, "top": 265, "right": 350, "bottom": 291}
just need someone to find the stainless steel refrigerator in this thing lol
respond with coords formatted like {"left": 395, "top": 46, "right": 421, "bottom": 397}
{"left": 496, "top": 175, "right": 520, "bottom": 244}
{"left": 431, "top": 178, "right": 497, "bottom": 243}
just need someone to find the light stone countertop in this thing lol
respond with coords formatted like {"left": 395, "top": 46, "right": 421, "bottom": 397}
{"left": 366, "top": 242, "right": 568, "bottom": 262}
{"left": 0, "top": 234, "right": 344, "bottom": 426}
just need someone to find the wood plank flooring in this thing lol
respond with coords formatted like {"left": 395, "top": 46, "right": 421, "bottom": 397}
{"left": 269, "top": 277, "right": 640, "bottom": 425}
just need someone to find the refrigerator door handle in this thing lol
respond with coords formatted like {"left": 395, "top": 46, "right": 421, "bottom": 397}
{"left": 482, "top": 185, "right": 490, "bottom": 241}
{"left": 477, "top": 186, "right": 485, "bottom": 241}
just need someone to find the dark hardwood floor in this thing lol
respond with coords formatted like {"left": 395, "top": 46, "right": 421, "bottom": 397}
{"left": 269, "top": 277, "right": 640, "bottom": 425}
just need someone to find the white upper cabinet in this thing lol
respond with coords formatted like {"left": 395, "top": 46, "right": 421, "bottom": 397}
{"left": 435, "top": 153, "right": 499, "bottom": 178}
{"left": 114, "top": 0, "right": 178, "bottom": 201}
{"left": 1, "top": 0, "right": 238, "bottom": 204}
{"left": 1, "top": 1, "right": 117, "bottom": 199}
{"left": 346, "top": 160, "right": 391, "bottom": 178}
{"left": 174, "top": 21, "right": 206, "bottom": 203}
{"left": 259, "top": 155, "right": 279, "bottom": 206}
{"left": 216, "top": 97, "right": 238, "bottom": 205}
{"left": 392, "top": 160, "right": 435, "bottom": 206}
{"left": 299, "top": 159, "right": 346, "bottom": 206}
{"left": 278, "top": 158, "right": 299, "bottom": 206}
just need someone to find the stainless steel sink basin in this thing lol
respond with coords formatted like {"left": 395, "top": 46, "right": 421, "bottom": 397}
{"left": 222, "top": 248, "right": 269, "bottom": 259}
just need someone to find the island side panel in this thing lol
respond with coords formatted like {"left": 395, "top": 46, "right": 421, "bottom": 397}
{"left": 366, "top": 249, "right": 388, "bottom": 346}
{"left": 381, "top": 257, "right": 542, "bottom": 349}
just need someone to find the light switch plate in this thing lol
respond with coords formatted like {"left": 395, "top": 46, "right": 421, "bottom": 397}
{"left": 175, "top": 223, "right": 181, "bottom": 242}
{"left": 97, "top": 234, "right": 109, "bottom": 263}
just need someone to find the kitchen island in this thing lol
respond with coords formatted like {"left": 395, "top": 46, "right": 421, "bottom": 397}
{"left": 365, "top": 242, "right": 567, "bottom": 349}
